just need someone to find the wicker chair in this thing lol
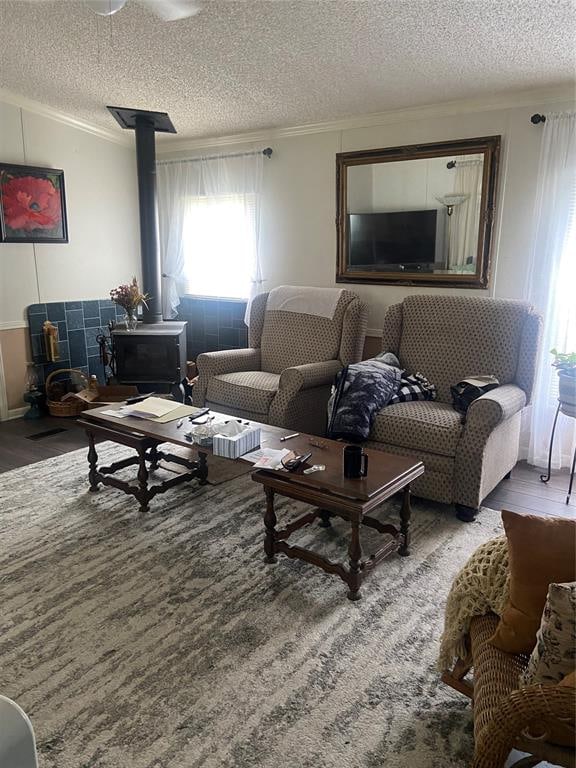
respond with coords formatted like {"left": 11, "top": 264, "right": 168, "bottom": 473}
{"left": 442, "top": 613, "right": 576, "bottom": 768}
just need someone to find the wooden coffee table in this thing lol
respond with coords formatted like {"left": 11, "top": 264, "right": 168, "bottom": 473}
{"left": 78, "top": 405, "right": 320, "bottom": 512}
{"left": 252, "top": 442, "right": 424, "bottom": 601}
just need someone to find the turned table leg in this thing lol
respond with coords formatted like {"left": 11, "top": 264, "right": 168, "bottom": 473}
{"left": 87, "top": 432, "right": 99, "bottom": 492}
{"left": 137, "top": 447, "right": 150, "bottom": 513}
{"left": 198, "top": 451, "right": 209, "bottom": 485}
{"left": 399, "top": 484, "right": 411, "bottom": 556}
{"left": 149, "top": 443, "right": 159, "bottom": 472}
{"left": 347, "top": 520, "right": 362, "bottom": 601}
{"left": 264, "top": 487, "right": 277, "bottom": 564}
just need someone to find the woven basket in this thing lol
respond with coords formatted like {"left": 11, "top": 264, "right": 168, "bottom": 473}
{"left": 46, "top": 368, "right": 89, "bottom": 417}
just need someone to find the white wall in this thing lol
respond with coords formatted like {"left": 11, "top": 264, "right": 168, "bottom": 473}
{"left": 0, "top": 97, "right": 140, "bottom": 416}
{"left": 0, "top": 100, "right": 140, "bottom": 324}
{"left": 158, "top": 92, "right": 574, "bottom": 331}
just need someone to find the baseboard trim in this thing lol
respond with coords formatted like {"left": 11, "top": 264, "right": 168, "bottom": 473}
{"left": 4, "top": 406, "right": 28, "bottom": 421}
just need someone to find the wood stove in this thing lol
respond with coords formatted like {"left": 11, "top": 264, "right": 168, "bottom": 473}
{"left": 113, "top": 322, "right": 186, "bottom": 386}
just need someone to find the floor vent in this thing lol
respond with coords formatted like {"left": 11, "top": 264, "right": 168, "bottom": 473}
{"left": 26, "top": 428, "right": 68, "bottom": 441}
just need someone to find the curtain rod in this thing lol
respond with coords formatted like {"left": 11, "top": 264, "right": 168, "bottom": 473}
{"left": 446, "top": 158, "right": 483, "bottom": 169}
{"left": 157, "top": 147, "right": 273, "bottom": 166}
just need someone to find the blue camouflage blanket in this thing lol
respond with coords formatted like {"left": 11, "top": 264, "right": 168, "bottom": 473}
{"left": 327, "top": 360, "right": 402, "bottom": 441}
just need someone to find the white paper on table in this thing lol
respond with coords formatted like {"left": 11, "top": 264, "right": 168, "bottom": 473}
{"left": 99, "top": 409, "right": 128, "bottom": 418}
{"left": 243, "top": 448, "right": 291, "bottom": 468}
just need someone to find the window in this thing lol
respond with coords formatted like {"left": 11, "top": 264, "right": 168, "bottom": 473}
{"left": 181, "top": 193, "right": 257, "bottom": 300}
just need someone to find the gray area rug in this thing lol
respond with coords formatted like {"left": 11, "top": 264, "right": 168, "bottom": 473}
{"left": 0, "top": 442, "right": 503, "bottom": 768}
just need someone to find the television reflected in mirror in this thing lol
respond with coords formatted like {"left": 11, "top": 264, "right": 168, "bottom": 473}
{"left": 336, "top": 136, "right": 501, "bottom": 288}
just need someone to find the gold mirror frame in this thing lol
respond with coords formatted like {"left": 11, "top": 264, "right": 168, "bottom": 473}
{"left": 336, "top": 135, "right": 501, "bottom": 288}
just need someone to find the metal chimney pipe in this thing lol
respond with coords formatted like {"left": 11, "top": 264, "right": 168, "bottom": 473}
{"left": 106, "top": 106, "right": 177, "bottom": 324}
{"left": 134, "top": 116, "right": 162, "bottom": 323}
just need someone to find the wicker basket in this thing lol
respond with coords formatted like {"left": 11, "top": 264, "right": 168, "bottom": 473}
{"left": 46, "top": 368, "right": 90, "bottom": 417}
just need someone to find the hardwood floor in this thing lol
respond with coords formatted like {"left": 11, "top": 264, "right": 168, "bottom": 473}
{"left": 0, "top": 414, "right": 574, "bottom": 518}
{"left": 0, "top": 415, "right": 90, "bottom": 473}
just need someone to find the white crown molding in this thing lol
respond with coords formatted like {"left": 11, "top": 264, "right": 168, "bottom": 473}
{"left": 157, "top": 84, "right": 575, "bottom": 154}
{"left": 2, "top": 83, "right": 572, "bottom": 155}
{"left": 0, "top": 88, "right": 131, "bottom": 147}
{"left": 0, "top": 321, "right": 29, "bottom": 331}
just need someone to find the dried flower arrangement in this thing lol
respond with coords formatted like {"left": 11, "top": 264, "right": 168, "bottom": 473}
{"left": 110, "top": 277, "right": 149, "bottom": 313}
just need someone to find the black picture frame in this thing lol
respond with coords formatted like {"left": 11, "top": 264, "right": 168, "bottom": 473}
{"left": 0, "top": 163, "right": 68, "bottom": 243}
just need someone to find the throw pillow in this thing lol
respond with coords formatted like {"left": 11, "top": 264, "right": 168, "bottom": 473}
{"left": 490, "top": 511, "right": 576, "bottom": 654}
{"left": 520, "top": 582, "right": 576, "bottom": 686}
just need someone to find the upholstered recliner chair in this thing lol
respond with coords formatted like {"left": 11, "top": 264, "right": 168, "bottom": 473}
{"left": 365, "top": 295, "right": 541, "bottom": 521}
{"left": 194, "top": 286, "right": 368, "bottom": 435}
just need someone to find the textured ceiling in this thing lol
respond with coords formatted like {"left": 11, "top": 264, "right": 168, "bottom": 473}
{"left": 0, "top": 0, "right": 574, "bottom": 141}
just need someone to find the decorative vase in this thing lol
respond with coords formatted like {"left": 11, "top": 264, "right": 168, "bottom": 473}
{"left": 123, "top": 309, "right": 138, "bottom": 331}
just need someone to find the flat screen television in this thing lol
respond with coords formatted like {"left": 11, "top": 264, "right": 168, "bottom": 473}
{"left": 348, "top": 210, "right": 438, "bottom": 269}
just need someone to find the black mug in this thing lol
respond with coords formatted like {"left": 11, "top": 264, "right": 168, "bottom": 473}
{"left": 343, "top": 445, "right": 369, "bottom": 478}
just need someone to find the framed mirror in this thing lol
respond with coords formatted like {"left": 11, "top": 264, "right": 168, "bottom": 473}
{"left": 336, "top": 135, "right": 501, "bottom": 288}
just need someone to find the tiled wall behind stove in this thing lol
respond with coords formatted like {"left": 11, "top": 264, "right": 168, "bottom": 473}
{"left": 27, "top": 300, "right": 125, "bottom": 385}
{"left": 176, "top": 297, "right": 248, "bottom": 360}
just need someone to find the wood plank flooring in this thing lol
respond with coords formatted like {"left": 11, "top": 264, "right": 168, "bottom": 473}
{"left": 0, "top": 414, "right": 574, "bottom": 518}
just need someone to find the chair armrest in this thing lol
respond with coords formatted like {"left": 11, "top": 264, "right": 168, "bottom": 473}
{"left": 193, "top": 348, "right": 261, "bottom": 406}
{"left": 473, "top": 683, "right": 576, "bottom": 768}
{"left": 279, "top": 360, "right": 343, "bottom": 395}
{"left": 269, "top": 360, "right": 342, "bottom": 428}
{"left": 454, "top": 384, "right": 527, "bottom": 508}
{"left": 465, "top": 384, "right": 527, "bottom": 436}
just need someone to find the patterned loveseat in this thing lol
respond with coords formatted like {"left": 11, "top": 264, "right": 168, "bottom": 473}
{"left": 194, "top": 287, "right": 368, "bottom": 435}
{"left": 365, "top": 295, "right": 542, "bottom": 520}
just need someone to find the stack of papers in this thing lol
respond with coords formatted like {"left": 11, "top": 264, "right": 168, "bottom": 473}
{"left": 121, "top": 397, "right": 184, "bottom": 420}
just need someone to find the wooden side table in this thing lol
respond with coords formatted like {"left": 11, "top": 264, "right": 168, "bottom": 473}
{"left": 539, "top": 400, "right": 576, "bottom": 504}
{"left": 252, "top": 445, "right": 424, "bottom": 601}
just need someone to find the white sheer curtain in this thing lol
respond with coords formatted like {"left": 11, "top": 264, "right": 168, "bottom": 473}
{"left": 448, "top": 158, "right": 483, "bottom": 268}
{"left": 523, "top": 112, "right": 576, "bottom": 469}
{"left": 157, "top": 162, "right": 200, "bottom": 318}
{"left": 157, "top": 151, "right": 264, "bottom": 318}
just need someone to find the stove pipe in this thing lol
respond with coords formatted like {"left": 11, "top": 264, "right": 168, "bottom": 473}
{"left": 107, "top": 106, "right": 177, "bottom": 324}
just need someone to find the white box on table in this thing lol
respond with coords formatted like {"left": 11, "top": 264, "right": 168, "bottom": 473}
{"left": 212, "top": 427, "right": 261, "bottom": 459}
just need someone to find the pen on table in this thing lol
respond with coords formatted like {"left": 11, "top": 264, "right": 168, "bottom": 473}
{"left": 280, "top": 432, "right": 300, "bottom": 442}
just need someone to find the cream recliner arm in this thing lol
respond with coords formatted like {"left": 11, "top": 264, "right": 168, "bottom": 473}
{"left": 193, "top": 348, "right": 261, "bottom": 406}
{"left": 268, "top": 360, "right": 342, "bottom": 426}
{"left": 454, "top": 384, "right": 527, "bottom": 509}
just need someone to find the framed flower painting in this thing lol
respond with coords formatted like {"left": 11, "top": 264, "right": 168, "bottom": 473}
{"left": 0, "top": 163, "right": 68, "bottom": 243}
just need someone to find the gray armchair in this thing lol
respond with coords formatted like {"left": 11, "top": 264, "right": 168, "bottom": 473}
{"left": 194, "top": 287, "right": 368, "bottom": 435}
{"left": 365, "top": 295, "right": 542, "bottom": 520}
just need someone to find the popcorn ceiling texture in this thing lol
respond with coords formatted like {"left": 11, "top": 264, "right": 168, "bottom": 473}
{"left": 0, "top": 0, "right": 574, "bottom": 141}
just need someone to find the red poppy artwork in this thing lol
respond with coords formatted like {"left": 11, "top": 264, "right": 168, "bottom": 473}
{"left": 0, "top": 163, "right": 68, "bottom": 243}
